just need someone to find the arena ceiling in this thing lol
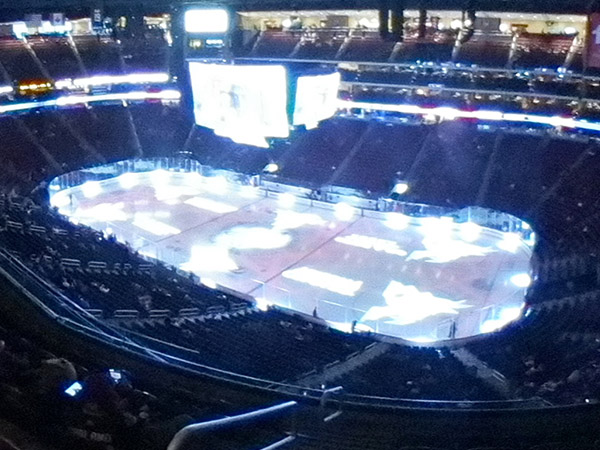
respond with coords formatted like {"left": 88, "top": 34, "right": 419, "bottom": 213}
{"left": 0, "top": 0, "right": 598, "bottom": 16}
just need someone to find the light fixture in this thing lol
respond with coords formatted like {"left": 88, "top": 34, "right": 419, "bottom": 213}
{"left": 263, "top": 163, "right": 279, "bottom": 173}
{"left": 391, "top": 182, "right": 409, "bottom": 195}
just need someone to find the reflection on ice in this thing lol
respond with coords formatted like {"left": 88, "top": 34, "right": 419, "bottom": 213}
{"left": 407, "top": 236, "right": 494, "bottom": 263}
{"left": 180, "top": 245, "right": 238, "bottom": 273}
{"left": 361, "top": 281, "right": 471, "bottom": 325}
{"left": 215, "top": 226, "right": 291, "bottom": 250}
{"left": 335, "top": 234, "right": 407, "bottom": 257}
{"left": 273, "top": 210, "right": 326, "bottom": 230}
{"left": 73, "top": 202, "right": 128, "bottom": 222}
{"left": 49, "top": 168, "right": 533, "bottom": 341}
{"left": 132, "top": 214, "right": 181, "bottom": 236}
{"left": 282, "top": 267, "right": 363, "bottom": 297}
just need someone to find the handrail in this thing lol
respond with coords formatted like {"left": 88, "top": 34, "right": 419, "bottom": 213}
{"left": 259, "top": 436, "right": 296, "bottom": 450}
{"left": 320, "top": 386, "right": 343, "bottom": 408}
{"left": 167, "top": 401, "right": 298, "bottom": 450}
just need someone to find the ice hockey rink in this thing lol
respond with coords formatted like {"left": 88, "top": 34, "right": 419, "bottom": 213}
{"left": 50, "top": 169, "right": 534, "bottom": 342}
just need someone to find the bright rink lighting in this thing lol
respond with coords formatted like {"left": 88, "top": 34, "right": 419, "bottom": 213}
{"left": 138, "top": 247, "right": 157, "bottom": 259}
{"left": 480, "top": 306, "right": 523, "bottom": 333}
{"left": 215, "top": 226, "right": 291, "bottom": 250}
{"left": 153, "top": 210, "right": 171, "bottom": 219}
{"left": 334, "top": 234, "right": 407, "bottom": 257}
{"left": 325, "top": 320, "right": 374, "bottom": 334}
{"left": 273, "top": 210, "right": 326, "bottom": 230}
{"left": 408, "top": 236, "right": 493, "bottom": 263}
{"left": 183, "top": 171, "right": 202, "bottom": 186}
{"left": 278, "top": 193, "right": 296, "bottom": 209}
{"left": 337, "top": 99, "right": 600, "bottom": 134}
{"left": 118, "top": 172, "right": 139, "bottom": 190}
{"left": 384, "top": 212, "right": 410, "bottom": 231}
{"left": 510, "top": 273, "right": 532, "bottom": 288}
{"left": 50, "top": 190, "right": 71, "bottom": 209}
{"left": 239, "top": 185, "right": 261, "bottom": 199}
{"left": 362, "top": 281, "right": 471, "bottom": 325}
{"left": 53, "top": 90, "right": 181, "bottom": 108}
{"left": 132, "top": 215, "right": 180, "bottom": 236}
{"left": 180, "top": 245, "right": 238, "bottom": 273}
{"left": 255, "top": 297, "right": 273, "bottom": 312}
{"left": 203, "top": 176, "right": 228, "bottom": 195}
{"left": 65, "top": 73, "right": 170, "bottom": 89}
{"left": 419, "top": 216, "right": 454, "bottom": 237}
{"left": 150, "top": 169, "right": 171, "bottom": 186}
{"left": 202, "top": 278, "right": 218, "bottom": 289}
{"left": 0, "top": 90, "right": 189, "bottom": 115}
{"left": 334, "top": 202, "right": 357, "bottom": 222}
{"left": 155, "top": 185, "right": 201, "bottom": 202}
{"left": 0, "top": 87, "right": 592, "bottom": 137}
{"left": 408, "top": 336, "right": 437, "bottom": 343}
{"left": 116, "top": 72, "right": 169, "bottom": 86}
{"left": 74, "top": 203, "right": 127, "bottom": 222}
{"left": 81, "top": 181, "right": 102, "bottom": 199}
{"left": 51, "top": 164, "right": 535, "bottom": 341}
{"left": 498, "top": 233, "right": 522, "bottom": 253}
{"left": 460, "top": 222, "right": 482, "bottom": 243}
{"left": 282, "top": 267, "right": 363, "bottom": 297}
{"left": 185, "top": 197, "right": 238, "bottom": 214}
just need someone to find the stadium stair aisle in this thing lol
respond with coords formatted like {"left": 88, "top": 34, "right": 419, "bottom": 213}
{"left": 292, "top": 342, "right": 391, "bottom": 388}
{"left": 451, "top": 347, "right": 512, "bottom": 398}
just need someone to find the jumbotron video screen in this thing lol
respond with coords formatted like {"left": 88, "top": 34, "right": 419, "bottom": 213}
{"left": 188, "top": 62, "right": 289, "bottom": 147}
{"left": 188, "top": 62, "right": 341, "bottom": 146}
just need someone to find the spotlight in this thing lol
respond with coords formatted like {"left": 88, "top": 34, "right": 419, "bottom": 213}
{"left": 263, "top": 163, "right": 279, "bottom": 174}
{"left": 391, "top": 182, "right": 409, "bottom": 197}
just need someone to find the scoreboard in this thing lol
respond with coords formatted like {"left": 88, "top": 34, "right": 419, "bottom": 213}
{"left": 183, "top": 7, "right": 341, "bottom": 147}
{"left": 184, "top": 8, "right": 231, "bottom": 60}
